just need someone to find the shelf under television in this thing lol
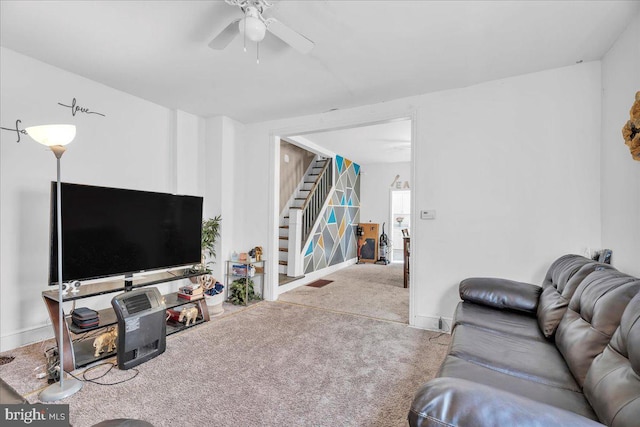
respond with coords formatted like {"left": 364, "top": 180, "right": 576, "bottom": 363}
{"left": 66, "top": 308, "right": 117, "bottom": 334}
{"left": 72, "top": 338, "right": 117, "bottom": 368}
{"left": 43, "top": 277, "right": 211, "bottom": 372}
{"left": 64, "top": 292, "right": 205, "bottom": 335}
{"left": 42, "top": 269, "right": 208, "bottom": 303}
{"left": 166, "top": 318, "right": 206, "bottom": 336}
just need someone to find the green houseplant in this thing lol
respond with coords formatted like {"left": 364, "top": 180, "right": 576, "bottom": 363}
{"left": 195, "top": 215, "right": 225, "bottom": 314}
{"left": 200, "top": 215, "right": 222, "bottom": 271}
{"left": 188, "top": 215, "right": 221, "bottom": 281}
{"left": 228, "top": 277, "right": 261, "bottom": 305}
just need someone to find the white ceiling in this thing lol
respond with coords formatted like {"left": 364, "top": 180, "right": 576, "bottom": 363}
{"left": 1, "top": 1, "right": 638, "bottom": 164}
{"left": 301, "top": 119, "right": 412, "bottom": 164}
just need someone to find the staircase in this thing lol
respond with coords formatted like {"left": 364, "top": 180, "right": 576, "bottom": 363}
{"left": 279, "top": 156, "right": 332, "bottom": 276}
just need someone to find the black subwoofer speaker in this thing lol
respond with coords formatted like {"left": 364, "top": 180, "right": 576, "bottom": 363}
{"left": 111, "top": 288, "right": 166, "bottom": 370}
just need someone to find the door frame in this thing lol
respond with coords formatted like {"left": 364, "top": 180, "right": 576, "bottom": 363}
{"left": 265, "top": 110, "right": 418, "bottom": 326}
{"left": 390, "top": 189, "right": 411, "bottom": 263}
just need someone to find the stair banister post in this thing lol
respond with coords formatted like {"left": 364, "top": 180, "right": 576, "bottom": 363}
{"left": 288, "top": 208, "right": 304, "bottom": 277}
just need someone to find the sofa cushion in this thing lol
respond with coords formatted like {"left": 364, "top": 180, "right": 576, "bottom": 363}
{"left": 408, "top": 377, "right": 604, "bottom": 427}
{"left": 555, "top": 270, "right": 640, "bottom": 387}
{"left": 537, "top": 262, "right": 613, "bottom": 338}
{"left": 583, "top": 292, "right": 640, "bottom": 427}
{"left": 438, "top": 355, "right": 598, "bottom": 420}
{"left": 448, "top": 324, "right": 580, "bottom": 392}
{"left": 453, "top": 301, "right": 546, "bottom": 341}
{"left": 459, "top": 277, "right": 541, "bottom": 314}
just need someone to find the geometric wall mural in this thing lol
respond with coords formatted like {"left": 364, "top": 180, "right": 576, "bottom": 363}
{"left": 303, "top": 155, "right": 360, "bottom": 274}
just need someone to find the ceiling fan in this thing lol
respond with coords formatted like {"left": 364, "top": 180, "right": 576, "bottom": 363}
{"left": 208, "top": 0, "right": 314, "bottom": 57}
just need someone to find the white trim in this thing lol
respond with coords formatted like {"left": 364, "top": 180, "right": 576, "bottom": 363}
{"left": 411, "top": 315, "right": 453, "bottom": 334}
{"left": 278, "top": 114, "right": 414, "bottom": 139}
{"left": 408, "top": 110, "right": 418, "bottom": 327}
{"left": 268, "top": 110, "right": 418, "bottom": 313}
{"left": 277, "top": 258, "right": 357, "bottom": 296}
{"left": 265, "top": 132, "right": 280, "bottom": 302}
{"left": 285, "top": 136, "right": 335, "bottom": 159}
{"left": 389, "top": 188, "right": 411, "bottom": 263}
{"left": 0, "top": 324, "right": 54, "bottom": 353}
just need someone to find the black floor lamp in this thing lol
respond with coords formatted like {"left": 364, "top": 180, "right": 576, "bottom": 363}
{"left": 26, "top": 124, "right": 83, "bottom": 401}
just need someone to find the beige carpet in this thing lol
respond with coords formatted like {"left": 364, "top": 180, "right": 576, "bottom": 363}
{"left": 279, "top": 262, "right": 409, "bottom": 323}
{"left": 0, "top": 301, "right": 449, "bottom": 427}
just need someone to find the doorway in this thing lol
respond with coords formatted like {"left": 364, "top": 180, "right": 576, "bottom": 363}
{"left": 390, "top": 189, "right": 411, "bottom": 262}
{"left": 271, "top": 116, "right": 414, "bottom": 324}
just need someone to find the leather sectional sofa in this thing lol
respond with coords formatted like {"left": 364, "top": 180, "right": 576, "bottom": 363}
{"left": 409, "top": 254, "right": 640, "bottom": 427}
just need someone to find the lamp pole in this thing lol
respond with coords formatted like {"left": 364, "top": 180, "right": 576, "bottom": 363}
{"left": 26, "top": 125, "right": 83, "bottom": 401}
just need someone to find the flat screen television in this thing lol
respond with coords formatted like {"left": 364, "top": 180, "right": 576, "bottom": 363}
{"left": 49, "top": 182, "right": 203, "bottom": 285}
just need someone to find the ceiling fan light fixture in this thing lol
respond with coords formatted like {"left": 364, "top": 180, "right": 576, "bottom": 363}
{"left": 239, "top": 15, "right": 266, "bottom": 42}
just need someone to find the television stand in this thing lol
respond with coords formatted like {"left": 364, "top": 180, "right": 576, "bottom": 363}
{"left": 42, "top": 269, "right": 210, "bottom": 372}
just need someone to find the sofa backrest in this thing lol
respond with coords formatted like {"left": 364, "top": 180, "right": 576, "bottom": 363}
{"left": 537, "top": 261, "right": 614, "bottom": 338}
{"left": 540, "top": 254, "right": 594, "bottom": 290}
{"left": 555, "top": 269, "right": 640, "bottom": 388}
{"left": 583, "top": 292, "right": 640, "bottom": 427}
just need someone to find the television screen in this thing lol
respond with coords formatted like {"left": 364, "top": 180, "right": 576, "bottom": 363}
{"left": 49, "top": 182, "right": 203, "bottom": 285}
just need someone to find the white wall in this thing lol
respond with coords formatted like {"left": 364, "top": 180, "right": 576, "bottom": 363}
{"left": 360, "top": 162, "right": 411, "bottom": 224}
{"left": 0, "top": 48, "right": 207, "bottom": 350}
{"left": 204, "top": 116, "right": 242, "bottom": 281}
{"left": 175, "top": 110, "right": 205, "bottom": 196}
{"left": 360, "top": 162, "right": 411, "bottom": 262}
{"left": 601, "top": 15, "right": 640, "bottom": 277}
{"left": 239, "top": 62, "right": 603, "bottom": 328}
{"left": 414, "top": 63, "right": 602, "bottom": 327}
{"left": 3, "top": 32, "right": 630, "bottom": 348}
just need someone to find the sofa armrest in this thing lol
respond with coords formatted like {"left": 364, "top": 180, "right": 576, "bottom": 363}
{"left": 408, "top": 378, "right": 603, "bottom": 427}
{"left": 459, "top": 277, "right": 541, "bottom": 314}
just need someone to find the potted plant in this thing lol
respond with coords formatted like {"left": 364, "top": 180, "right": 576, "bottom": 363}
{"left": 228, "top": 277, "right": 261, "bottom": 305}
{"left": 191, "top": 215, "right": 225, "bottom": 313}
{"left": 201, "top": 215, "right": 222, "bottom": 272}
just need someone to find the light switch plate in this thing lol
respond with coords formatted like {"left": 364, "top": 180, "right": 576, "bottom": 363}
{"left": 420, "top": 210, "right": 436, "bottom": 220}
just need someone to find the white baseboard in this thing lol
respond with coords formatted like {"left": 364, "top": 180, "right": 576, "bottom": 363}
{"left": 412, "top": 314, "right": 454, "bottom": 334}
{"left": 0, "top": 324, "right": 54, "bottom": 353}
{"left": 276, "top": 258, "right": 357, "bottom": 295}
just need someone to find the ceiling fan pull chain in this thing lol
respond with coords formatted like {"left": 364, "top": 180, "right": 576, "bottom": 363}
{"left": 256, "top": 42, "right": 260, "bottom": 64}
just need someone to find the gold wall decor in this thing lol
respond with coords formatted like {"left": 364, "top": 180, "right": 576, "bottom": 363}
{"left": 622, "top": 91, "right": 640, "bottom": 161}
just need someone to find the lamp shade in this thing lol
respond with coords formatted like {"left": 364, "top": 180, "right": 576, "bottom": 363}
{"left": 26, "top": 124, "right": 76, "bottom": 147}
{"left": 239, "top": 15, "right": 266, "bottom": 42}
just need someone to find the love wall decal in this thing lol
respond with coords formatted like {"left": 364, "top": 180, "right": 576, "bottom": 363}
{"left": 2, "top": 97, "right": 106, "bottom": 143}
{"left": 58, "top": 97, "right": 106, "bottom": 117}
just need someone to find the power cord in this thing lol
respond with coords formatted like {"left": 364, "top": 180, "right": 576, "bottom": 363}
{"left": 428, "top": 332, "right": 449, "bottom": 346}
{"left": 68, "top": 362, "right": 139, "bottom": 386}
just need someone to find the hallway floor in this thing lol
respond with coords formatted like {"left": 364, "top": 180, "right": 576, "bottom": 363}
{"left": 279, "top": 262, "right": 409, "bottom": 323}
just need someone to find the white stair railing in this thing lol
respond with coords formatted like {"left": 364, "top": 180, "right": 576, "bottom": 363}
{"left": 287, "top": 157, "right": 333, "bottom": 276}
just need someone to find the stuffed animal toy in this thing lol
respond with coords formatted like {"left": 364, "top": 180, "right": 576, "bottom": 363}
{"left": 254, "top": 246, "right": 263, "bottom": 261}
{"left": 622, "top": 91, "right": 640, "bottom": 161}
{"left": 93, "top": 327, "right": 118, "bottom": 357}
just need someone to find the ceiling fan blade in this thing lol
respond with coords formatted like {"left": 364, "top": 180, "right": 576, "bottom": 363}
{"left": 208, "top": 18, "right": 241, "bottom": 50}
{"left": 267, "top": 19, "right": 314, "bottom": 54}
